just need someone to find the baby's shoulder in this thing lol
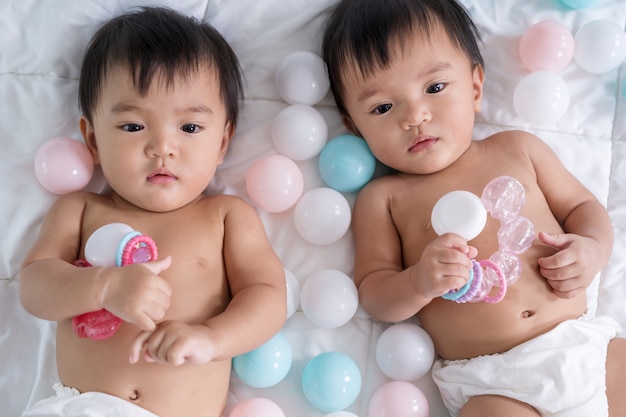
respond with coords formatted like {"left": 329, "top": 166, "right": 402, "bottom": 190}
{"left": 359, "top": 172, "right": 404, "bottom": 196}
{"left": 481, "top": 129, "right": 549, "bottom": 155}
{"left": 47, "top": 190, "right": 100, "bottom": 215}
{"left": 195, "top": 193, "right": 259, "bottom": 218}
{"left": 355, "top": 172, "right": 415, "bottom": 211}
{"left": 198, "top": 193, "right": 250, "bottom": 208}
{"left": 483, "top": 129, "right": 543, "bottom": 146}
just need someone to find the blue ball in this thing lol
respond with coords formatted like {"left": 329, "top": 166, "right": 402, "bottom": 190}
{"left": 301, "top": 351, "right": 362, "bottom": 412}
{"left": 319, "top": 134, "right": 376, "bottom": 193}
{"left": 232, "top": 332, "right": 292, "bottom": 388}
{"left": 559, "top": 0, "right": 596, "bottom": 8}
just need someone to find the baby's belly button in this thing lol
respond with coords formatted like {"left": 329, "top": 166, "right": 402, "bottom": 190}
{"left": 129, "top": 389, "right": 140, "bottom": 401}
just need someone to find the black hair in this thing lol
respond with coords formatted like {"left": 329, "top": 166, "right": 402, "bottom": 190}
{"left": 322, "top": 0, "right": 484, "bottom": 116}
{"left": 79, "top": 6, "right": 243, "bottom": 127}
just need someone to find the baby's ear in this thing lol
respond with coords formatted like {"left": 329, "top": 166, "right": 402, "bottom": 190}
{"left": 472, "top": 65, "right": 485, "bottom": 113}
{"left": 217, "top": 121, "right": 234, "bottom": 165}
{"left": 79, "top": 116, "right": 100, "bottom": 165}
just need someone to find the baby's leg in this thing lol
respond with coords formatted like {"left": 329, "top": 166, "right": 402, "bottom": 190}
{"left": 459, "top": 395, "right": 539, "bottom": 417}
{"left": 606, "top": 337, "right": 626, "bottom": 416}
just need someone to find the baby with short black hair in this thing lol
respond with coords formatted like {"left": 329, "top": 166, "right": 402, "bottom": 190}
{"left": 323, "top": 0, "right": 626, "bottom": 415}
{"left": 20, "top": 7, "right": 286, "bottom": 417}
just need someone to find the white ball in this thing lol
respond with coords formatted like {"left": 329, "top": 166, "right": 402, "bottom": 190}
{"left": 84, "top": 223, "right": 134, "bottom": 267}
{"left": 431, "top": 190, "right": 487, "bottom": 241}
{"left": 300, "top": 269, "right": 358, "bottom": 328}
{"left": 513, "top": 71, "right": 570, "bottom": 125}
{"left": 375, "top": 323, "right": 435, "bottom": 381}
{"left": 294, "top": 187, "right": 351, "bottom": 245}
{"left": 574, "top": 20, "right": 626, "bottom": 74}
{"left": 275, "top": 51, "right": 330, "bottom": 105}
{"left": 285, "top": 268, "right": 301, "bottom": 319}
{"left": 272, "top": 104, "right": 328, "bottom": 160}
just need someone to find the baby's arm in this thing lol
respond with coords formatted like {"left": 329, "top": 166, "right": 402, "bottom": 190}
{"left": 130, "top": 197, "right": 286, "bottom": 365}
{"left": 20, "top": 192, "right": 172, "bottom": 331}
{"left": 527, "top": 133, "right": 613, "bottom": 298}
{"left": 352, "top": 179, "right": 475, "bottom": 323}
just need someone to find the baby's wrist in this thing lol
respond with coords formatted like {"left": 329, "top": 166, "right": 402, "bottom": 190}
{"left": 95, "top": 266, "right": 118, "bottom": 310}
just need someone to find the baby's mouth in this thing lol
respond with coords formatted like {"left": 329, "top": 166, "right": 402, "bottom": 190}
{"left": 147, "top": 168, "right": 177, "bottom": 184}
{"left": 408, "top": 135, "right": 437, "bottom": 153}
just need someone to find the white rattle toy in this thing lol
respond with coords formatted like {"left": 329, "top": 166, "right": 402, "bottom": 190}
{"left": 431, "top": 176, "right": 535, "bottom": 303}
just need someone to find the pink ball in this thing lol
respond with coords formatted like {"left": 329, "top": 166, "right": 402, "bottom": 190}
{"left": 34, "top": 137, "right": 94, "bottom": 195}
{"left": 519, "top": 21, "right": 574, "bottom": 72}
{"left": 246, "top": 154, "right": 304, "bottom": 213}
{"left": 229, "top": 397, "right": 286, "bottom": 417}
{"left": 368, "top": 381, "right": 429, "bottom": 417}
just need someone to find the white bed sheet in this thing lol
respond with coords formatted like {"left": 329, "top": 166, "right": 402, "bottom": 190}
{"left": 1, "top": 1, "right": 625, "bottom": 416}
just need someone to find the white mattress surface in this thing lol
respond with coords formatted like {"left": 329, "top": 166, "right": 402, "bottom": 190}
{"left": 1, "top": 1, "right": 625, "bottom": 416}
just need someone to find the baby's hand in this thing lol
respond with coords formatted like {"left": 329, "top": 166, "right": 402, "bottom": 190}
{"left": 414, "top": 233, "right": 476, "bottom": 299}
{"left": 538, "top": 232, "right": 602, "bottom": 298}
{"left": 102, "top": 256, "right": 172, "bottom": 331}
{"left": 129, "top": 322, "right": 216, "bottom": 366}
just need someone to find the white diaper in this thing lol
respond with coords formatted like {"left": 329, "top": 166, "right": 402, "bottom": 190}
{"left": 22, "top": 383, "right": 159, "bottom": 417}
{"left": 432, "top": 314, "right": 621, "bottom": 417}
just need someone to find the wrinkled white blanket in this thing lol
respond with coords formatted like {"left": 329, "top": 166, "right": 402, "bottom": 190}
{"left": 1, "top": 1, "right": 624, "bottom": 416}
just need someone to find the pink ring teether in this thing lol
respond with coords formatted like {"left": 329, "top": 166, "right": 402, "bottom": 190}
{"left": 121, "top": 234, "right": 158, "bottom": 266}
{"left": 479, "top": 259, "right": 507, "bottom": 304}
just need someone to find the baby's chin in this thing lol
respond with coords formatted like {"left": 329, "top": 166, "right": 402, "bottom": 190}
{"left": 113, "top": 192, "right": 197, "bottom": 214}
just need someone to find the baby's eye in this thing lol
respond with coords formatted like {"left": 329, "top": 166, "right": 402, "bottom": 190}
{"left": 426, "top": 83, "right": 445, "bottom": 94}
{"left": 181, "top": 124, "right": 201, "bottom": 134}
{"left": 122, "top": 123, "right": 143, "bottom": 132}
{"left": 373, "top": 103, "right": 392, "bottom": 115}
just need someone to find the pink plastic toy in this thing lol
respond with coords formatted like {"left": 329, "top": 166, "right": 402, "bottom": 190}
{"left": 369, "top": 380, "right": 429, "bottom": 417}
{"left": 72, "top": 223, "right": 158, "bottom": 340}
{"left": 246, "top": 154, "right": 304, "bottom": 213}
{"left": 434, "top": 176, "right": 535, "bottom": 304}
{"left": 519, "top": 21, "right": 574, "bottom": 73}
{"left": 34, "top": 137, "right": 94, "bottom": 195}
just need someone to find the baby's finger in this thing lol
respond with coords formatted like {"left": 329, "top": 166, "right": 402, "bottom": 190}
{"left": 129, "top": 331, "right": 152, "bottom": 363}
{"left": 548, "top": 276, "right": 585, "bottom": 298}
{"left": 144, "top": 294, "right": 171, "bottom": 323}
{"left": 538, "top": 231, "right": 573, "bottom": 250}
{"left": 551, "top": 286, "right": 585, "bottom": 299}
{"left": 438, "top": 233, "right": 471, "bottom": 253}
{"left": 466, "top": 245, "right": 478, "bottom": 259}
{"left": 547, "top": 280, "right": 576, "bottom": 296}
{"left": 538, "top": 256, "right": 577, "bottom": 281}
{"left": 544, "top": 265, "right": 582, "bottom": 289}
{"left": 442, "top": 275, "right": 469, "bottom": 295}
{"left": 130, "top": 313, "right": 157, "bottom": 333}
{"left": 538, "top": 248, "right": 577, "bottom": 272}
{"left": 144, "top": 328, "right": 173, "bottom": 364}
{"left": 144, "top": 256, "right": 173, "bottom": 279}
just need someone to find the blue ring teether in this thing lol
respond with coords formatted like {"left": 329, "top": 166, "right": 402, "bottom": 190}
{"left": 442, "top": 266, "right": 474, "bottom": 301}
{"left": 115, "top": 231, "right": 142, "bottom": 266}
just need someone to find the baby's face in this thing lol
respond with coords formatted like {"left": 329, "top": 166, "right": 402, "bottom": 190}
{"left": 341, "top": 22, "right": 484, "bottom": 175}
{"left": 83, "top": 66, "right": 232, "bottom": 212}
